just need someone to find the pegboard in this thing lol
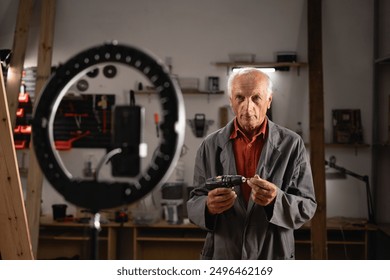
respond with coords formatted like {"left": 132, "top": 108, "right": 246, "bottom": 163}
{"left": 53, "top": 94, "right": 115, "bottom": 149}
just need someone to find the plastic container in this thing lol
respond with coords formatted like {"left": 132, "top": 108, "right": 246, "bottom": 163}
{"left": 52, "top": 204, "right": 67, "bottom": 221}
{"left": 130, "top": 207, "right": 161, "bottom": 225}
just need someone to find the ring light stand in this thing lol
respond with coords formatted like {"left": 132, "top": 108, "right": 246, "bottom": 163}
{"left": 32, "top": 42, "right": 185, "bottom": 259}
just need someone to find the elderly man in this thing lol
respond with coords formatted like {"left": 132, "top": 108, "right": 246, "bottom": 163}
{"left": 187, "top": 68, "right": 317, "bottom": 259}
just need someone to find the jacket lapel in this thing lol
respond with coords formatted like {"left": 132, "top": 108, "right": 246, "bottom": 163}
{"left": 259, "top": 120, "right": 281, "bottom": 179}
{"left": 220, "top": 141, "right": 243, "bottom": 197}
{"left": 248, "top": 120, "right": 281, "bottom": 214}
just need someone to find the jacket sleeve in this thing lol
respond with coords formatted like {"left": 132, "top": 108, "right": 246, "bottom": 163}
{"left": 186, "top": 141, "right": 215, "bottom": 231}
{"left": 268, "top": 138, "right": 317, "bottom": 230}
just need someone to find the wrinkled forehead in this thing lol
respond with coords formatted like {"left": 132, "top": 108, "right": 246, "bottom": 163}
{"left": 232, "top": 73, "right": 269, "bottom": 94}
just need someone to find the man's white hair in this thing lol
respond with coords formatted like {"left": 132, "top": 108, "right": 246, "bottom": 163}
{"left": 227, "top": 68, "right": 273, "bottom": 98}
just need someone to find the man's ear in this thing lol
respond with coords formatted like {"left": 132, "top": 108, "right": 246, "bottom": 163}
{"left": 267, "top": 94, "right": 273, "bottom": 109}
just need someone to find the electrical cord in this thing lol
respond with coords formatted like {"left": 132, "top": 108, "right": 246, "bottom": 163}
{"left": 93, "top": 148, "right": 122, "bottom": 181}
{"left": 338, "top": 225, "right": 350, "bottom": 260}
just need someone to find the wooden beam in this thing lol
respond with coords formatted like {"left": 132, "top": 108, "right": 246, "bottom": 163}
{"left": 0, "top": 67, "right": 34, "bottom": 260}
{"left": 25, "top": 0, "right": 57, "bottom": 258}
{"left": 308, "top": 0, "right": 327, "bottom": 259}
{"left": 6, "top": 0, "right": 35, "bottom": 129}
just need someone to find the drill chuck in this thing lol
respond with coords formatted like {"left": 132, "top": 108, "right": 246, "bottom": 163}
{"left": 205, "top": 175, "right": 246, "bottom": 189}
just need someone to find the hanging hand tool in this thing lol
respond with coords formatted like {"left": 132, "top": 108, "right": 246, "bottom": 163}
{"left": 97, "top": 95, "right": 108, "bottom": 133}
{"left": 55, "top": 130, "right": 90, "bottom": 150}
{"left": 92, "top": 94, "right": 102, "bottom": 133}
{"left": 154, "top": 113, "right": 160, "bottom": 138}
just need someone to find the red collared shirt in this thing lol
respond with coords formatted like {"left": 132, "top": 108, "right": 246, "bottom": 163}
{"left": 230, "top": 118, "right": 268, "bottom": 205}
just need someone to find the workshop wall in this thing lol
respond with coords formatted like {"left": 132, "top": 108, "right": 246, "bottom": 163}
{"left": 0, "top": 0, "right": 373, "bottom": 220}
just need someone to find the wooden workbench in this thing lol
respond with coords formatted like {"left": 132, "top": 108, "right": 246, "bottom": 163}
{"left": 38, "top": 216, "right": 377, "bottom": 260}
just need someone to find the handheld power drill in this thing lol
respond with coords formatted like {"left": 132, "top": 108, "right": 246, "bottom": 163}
{"left": 205, "top": 175, "right": 247, "bottom": 190}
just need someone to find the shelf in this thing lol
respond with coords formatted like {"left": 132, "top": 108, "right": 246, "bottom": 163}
{"left": 325, "top": 143, "right": 370, "bottom": 148}
{"left": 327, "top": 240, "right": 365, "bottom": 245}
{"left": 134, "top": 90, "right": 224, "bottom": 95}
{"left": 40, "top": 235, "right": 108, "bottom": 242}
{"left": 214, "top": 61, "right": 308, "bottom": 75}
{"left": 373, "top": 142, "right": 390, "bottom": 147}
{"left": 134, "top": 90, "right": 224, "bottom": 103}
{"left": 294, "top": 240, "right": 365, "bottom": 245}
{"left": 38, "top": 217, "right": 376, "bottom": 260}
{"left": 214, "top": 61, "right": 307, "bottom": 68}
{"left": 305, "top": 143, "right": 370, "bottom": 148}
{"left": 295, "top": 240, "right": 312, "bottom": 244}
{"left": 294, "top": 217, "right": 375, "bottom": 259}
{"left": 136, "top": 237, "right": 205, "bottom": 242}
{"left": 375, "top": 55, "right": 390, "bottom": 64}
{"left": 182, "top": 90, "right": 224, "bottom": 95}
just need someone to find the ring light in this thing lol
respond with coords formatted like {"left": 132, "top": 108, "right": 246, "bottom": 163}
{"left": 32, "top": 42, "right": 185, "bottom": 211}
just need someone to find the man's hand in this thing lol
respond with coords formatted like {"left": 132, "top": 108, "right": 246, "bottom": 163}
{"left": 247, "top": 174, "right": 277, "bottom": 206}
{"left": 206, "top": 188, "right": 237, "bottom": 215}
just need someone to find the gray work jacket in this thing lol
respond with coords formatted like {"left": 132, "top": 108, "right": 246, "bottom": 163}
{"left": 187, "top": 119, "right": 317, "bottom": 259}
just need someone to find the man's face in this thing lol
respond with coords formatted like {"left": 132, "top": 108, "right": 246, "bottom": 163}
{"left": 230, "top": 73, "right": 272, "bottom": 135}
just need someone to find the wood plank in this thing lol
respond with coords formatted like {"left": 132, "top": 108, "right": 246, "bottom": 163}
{"left": 25, "top": 0, "right": 57, "bottom": 258}
{"left": 0, "top": 67, "right": 34, "bottom": 260}
{"left": 107, "top": 228, "right": 117, "bottom": 260}
{"left": 6, "top": 0, "right": 35, "bottom": 128}
{"left": 308, "top": 0, "right": 328, "bottom": 259}
{"left": 388, "top": 95, "right": 390, "bottom": 144}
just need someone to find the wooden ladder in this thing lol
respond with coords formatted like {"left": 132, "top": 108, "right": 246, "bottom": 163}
{"left": 0, "top": 66, "right": 34, "bottom": 260}
{"left": 0, "top": 0, "right": 56, "bottom": 259}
